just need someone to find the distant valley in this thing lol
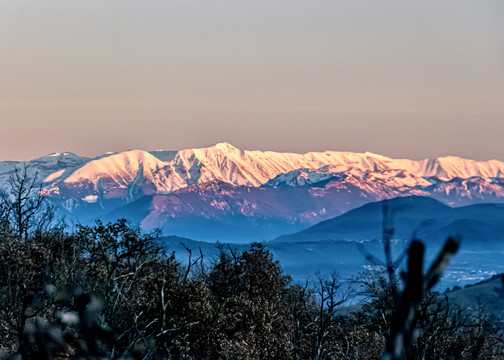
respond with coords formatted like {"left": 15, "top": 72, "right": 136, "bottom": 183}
{"left": 161, "top": 196, "right": 504, "bottom": 289}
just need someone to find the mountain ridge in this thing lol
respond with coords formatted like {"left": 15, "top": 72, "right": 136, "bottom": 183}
{"left": 32, "top": 143, "right": 504, "bottom": 192}
{"left": 1, "top": 143, "right": 504, "bottom": 240}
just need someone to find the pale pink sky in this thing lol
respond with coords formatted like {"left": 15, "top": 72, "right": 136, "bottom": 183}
{"left": 1, "top": 1, "right": 503, "bottom": 161}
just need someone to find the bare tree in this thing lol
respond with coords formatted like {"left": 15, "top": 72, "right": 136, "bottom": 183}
{"left": 313, "top": 272, "right": 350, "bottom": 360}
{"left": 0, "top": 163, "right": 54, "bottom": 239}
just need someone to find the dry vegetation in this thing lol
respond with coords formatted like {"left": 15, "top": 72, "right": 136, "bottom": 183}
{"left": 1, "top": 168, "right": 504, "bottom": 360}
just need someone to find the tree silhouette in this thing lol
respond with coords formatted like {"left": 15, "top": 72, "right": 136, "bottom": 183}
{"left": 0, "top": 164, "right": 54, "bottom": 239}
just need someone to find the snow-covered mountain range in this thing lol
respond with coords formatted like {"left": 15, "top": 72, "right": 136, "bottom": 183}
{"left": 1, "top": 143, "right": 504, "bottom": 241}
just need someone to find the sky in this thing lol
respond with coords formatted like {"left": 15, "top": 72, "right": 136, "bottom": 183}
{"left": 0, "top": 0, "right": 503, "bottom": 161}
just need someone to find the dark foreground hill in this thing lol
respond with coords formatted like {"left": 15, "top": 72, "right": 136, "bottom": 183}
{"left": 447, "top": 274, "right": 504, "bottom": 324}
{"left": 2, "top": 215, "right": 504, "bottom": 359}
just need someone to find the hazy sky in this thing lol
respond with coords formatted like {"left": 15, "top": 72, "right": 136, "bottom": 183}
{"left": 1, "top": 1, "right": 503, "bottom": 161}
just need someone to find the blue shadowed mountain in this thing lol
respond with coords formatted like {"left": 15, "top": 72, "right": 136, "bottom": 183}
{"left": 273, "top": 196, "right": 504, "bottom": 249}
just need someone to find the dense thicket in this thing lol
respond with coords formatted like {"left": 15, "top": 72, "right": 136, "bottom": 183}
{"left": 1, "top": 219, "right": 503, "bottom": 360}
{"left": 1, "top": 170, "right": 504, "bottom": 359}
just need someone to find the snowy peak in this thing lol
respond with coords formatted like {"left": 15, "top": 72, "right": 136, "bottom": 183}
{"left": 7, "top": 145, "right": 500, "bottom": 190}
{"left": 62, "top": 150, "right": 186, "bottom": 194}
{"left": 32, "top": 152, "right": 89, "bottom": 166}
{"left": 38, "top": 145, "right": 504, "bottom": 196}
{"left": 0, "top": 151, "right": 90, "bottom": 187}
{"left": 264, "top": 166, "right": 432, "bottom": 189}
{"left": 434, "top": 156, "right": 504, "bottom": 179}
{"left": 64, "top": 150, "right": 165, "bottom": 183}
{"left": 46, "top": 152, "right": 80, "bottom": 158}
{"left": 264, "top": 166, "right": 346, "bottom": 187}
{"left": 209, "top": 142, "right": 239, "bottom": 152}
